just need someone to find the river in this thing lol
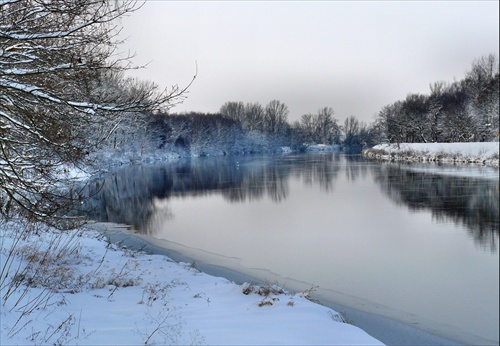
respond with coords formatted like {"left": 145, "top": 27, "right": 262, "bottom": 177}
{"left": 83, "top": 153, "right": 499, "bottom": 345}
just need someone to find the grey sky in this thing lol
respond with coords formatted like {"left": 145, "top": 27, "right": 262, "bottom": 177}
{"left": 119, "top": 1, "right": 499, "bottom": 124}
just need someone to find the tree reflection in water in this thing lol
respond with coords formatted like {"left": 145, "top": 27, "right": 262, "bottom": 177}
{"left": 82, "top": 154, "right": 499, "bottom": 252}
{"left": 83, "top": 154, "right": 340, "bottom": 230}
{"left": 373, "top": 163, "right": 499, "bottom": 252}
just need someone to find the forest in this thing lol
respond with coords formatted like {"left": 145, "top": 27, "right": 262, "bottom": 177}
{"left": 103, "top": 54, "right": 499, "bottom": 162}
{"left": 372, "top": 54, "right": 499, "bottom": 144}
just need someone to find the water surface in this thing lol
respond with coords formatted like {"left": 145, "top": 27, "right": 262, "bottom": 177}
{"left": 85, "top": 154, "right": 499, "bottom": 345}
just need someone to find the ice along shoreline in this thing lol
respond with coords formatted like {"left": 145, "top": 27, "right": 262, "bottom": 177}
{"left": 92, "top": 222, "right": 464, "bottom": 346}
{"left": 0, "top": 220, "right": 384, "bottom": 345}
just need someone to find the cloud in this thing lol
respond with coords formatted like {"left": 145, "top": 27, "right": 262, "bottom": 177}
{"left": 119, "top": 1, "right": 499, "bottom": 123}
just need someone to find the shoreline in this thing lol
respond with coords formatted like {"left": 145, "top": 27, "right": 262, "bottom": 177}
{"left": 1, "top": 220, "right": 384, "bottom": 345}
{"left": 77, "top": 144, "right": 498, "bottom": 345}
{"left": 91, "top": 222, "right": 464, "bottom": 346}
{"left": 363, "top": 142, "right": 499, "bottom": 167}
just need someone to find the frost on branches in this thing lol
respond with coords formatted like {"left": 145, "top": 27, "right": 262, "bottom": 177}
{"left": 0, "top": 0, "right": 191, "bottom": 226}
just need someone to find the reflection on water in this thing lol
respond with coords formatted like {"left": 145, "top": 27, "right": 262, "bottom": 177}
{"left": 84, "top": 154, "right": 341, "bottom": 229}
{"left": 375, "top": 164, "right": 499, "bottom": 252}
{"left": 84, "top": 154, "right": 499, "bottom": 252}
{"left": 82, "top": 153, "right": 500, "bottom": 344}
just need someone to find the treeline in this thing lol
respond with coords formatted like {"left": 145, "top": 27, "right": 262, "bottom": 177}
{"left": 102, "top": 99, "right": 376, "bottom": 160}
{"left": 114, "top": 102, "right": 375, "bottom": 158}
{"left": 218, "top": 101, "right": 375, "bottom": 149}
{"left": 105, "top": 109, "right": 296, "bottom": 160}
{"left": 103, "top": 54, "right": 499, "bottom": 162}
{"left": 373, "top": 54, "right": 499, "bottom": 144}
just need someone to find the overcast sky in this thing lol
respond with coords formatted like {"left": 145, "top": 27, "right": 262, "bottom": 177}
{"left": 118, "top": 1, "right": 499, "bottom": 124}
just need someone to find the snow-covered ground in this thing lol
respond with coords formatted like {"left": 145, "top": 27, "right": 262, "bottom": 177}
{"left": 0, "top": 221, "right": 383, "bottom": 345}
{"left": 306, "top": 144, "right": 342, "bottom": 152}
{"left": 2, "top": 142, "right": 497, "bottom": 345}
{"left": 363, "top": 142, "right": 499, "bottom": 167}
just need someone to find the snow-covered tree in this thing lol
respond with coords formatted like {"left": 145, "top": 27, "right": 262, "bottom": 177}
{"left": 374, "top": 54, "right": 499, "bottom": 144}
{"left": 0, "top": 0, "right": 191, "bottom": 225}
{"left": 400, "top": 93, "right": 430, "bottom": 143}
{"left": 463, "top": 54, "right": 499, "bottom": 141}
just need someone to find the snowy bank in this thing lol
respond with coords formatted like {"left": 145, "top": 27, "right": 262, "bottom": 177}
{"left": 363, "top": 142, "right": 499, "bottom": 167}
{"left": 0, "top": 221, "right": 383, "bottom": 345}
{"left": 306, "top": 144, "right": 342, "bottom": 152}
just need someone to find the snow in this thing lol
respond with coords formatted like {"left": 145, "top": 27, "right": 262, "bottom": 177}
{"left": 0, "top": 108, "right": 50, "bottom": 143}
{"left": 306, "top": 144, "right": 342, "bottom": 152}
{"left": 0, "top": 77, "right": 139, "bottom": 115}
{"left": 364, "top": 142, "right": 499, "bottom": 167}
{"left": 59, "top": 164, "right": 94, "bottom": 182}
{"left": 0, "top": 221, "right": 383, "bottom": 345}
{"left": 2, "top": 64, "right": 73, "bottom": 76}
{"left": 2, "top": 141, "right": 497, "bottom": 345}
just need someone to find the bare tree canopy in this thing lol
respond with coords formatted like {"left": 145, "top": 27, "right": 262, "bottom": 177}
{"left": 0, "top": 0, "right": 192, "bottom": 225}
{"left": 264, "top": 99, "right": 288, "bottom": 135}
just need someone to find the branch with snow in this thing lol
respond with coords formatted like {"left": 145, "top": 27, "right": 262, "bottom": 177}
{"left": 0, "top": 0, "right": 193, "bottom": 225}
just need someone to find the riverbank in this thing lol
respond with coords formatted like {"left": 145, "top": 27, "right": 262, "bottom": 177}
{"left": 88, "top": 223, "right": 465, "bottom": 346}
{"left": 2, "top": 146, "right": 495, "bottom": 345}
{"left": 0, "top": 220, "right": 383, "bottom": 345}
{"left": 363, "top": 142, "right": 499, "bottom": 167}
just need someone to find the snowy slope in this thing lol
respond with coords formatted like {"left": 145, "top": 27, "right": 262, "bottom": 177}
{"left": 0, "top": 222, "right": 383, "bottom": 345}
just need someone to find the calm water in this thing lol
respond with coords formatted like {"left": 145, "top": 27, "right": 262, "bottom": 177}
{"left": 84, "top": 153, "right": 499, "bottom": 345}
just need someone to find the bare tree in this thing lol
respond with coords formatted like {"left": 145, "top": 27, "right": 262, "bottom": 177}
{"left": 300, "top": 113, "right": 315, "bottom": 143}
{"left": 264, "top": 100, "right": 288, "bottom": 135}
{"left": 378, "top": 102, "right": 405, "bottom": 146}
{"left": 220, "top": 101, "right": 245, "bottom": 122}
{"left": 243, "top": 102, "right": 265, "bottom": 132}
{"left": 343, "top": 115, "right": 360, "bottom": 144}
{"left": 465, "top": 54, "right": 498, "bottom": 91}
{"left": 0, "top": 0, "right": 193, "bottom": 225}
{"left": 313, "top": 107, "right": 340, "bottom": 144}
{"left": 464, "top": 54, "right": 499, "bottom": 141}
